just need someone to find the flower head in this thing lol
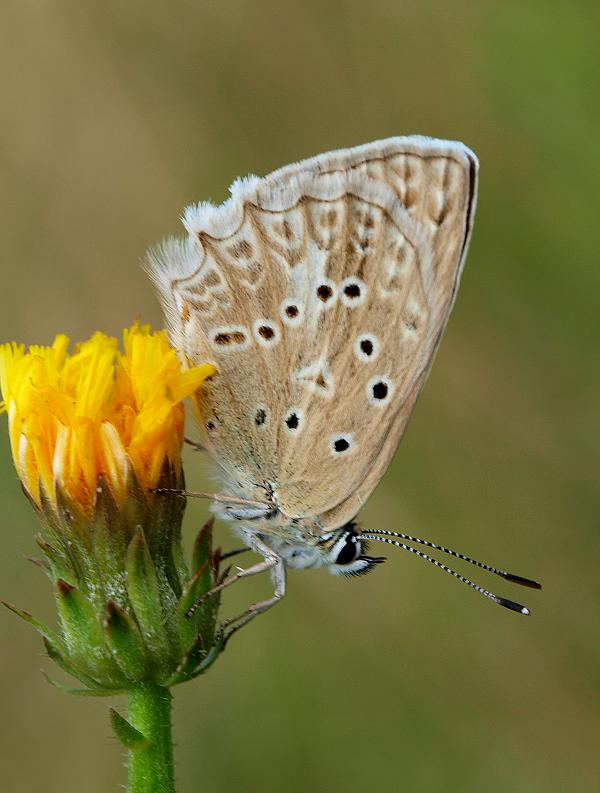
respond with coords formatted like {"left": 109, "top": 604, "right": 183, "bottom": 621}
{"left": 1, "top": 324, "right": 224, "bottom": 693}
{"left": 0, "top": 323, "right": 215, "bottom": 514}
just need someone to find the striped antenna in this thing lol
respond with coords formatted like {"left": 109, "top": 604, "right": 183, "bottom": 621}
{"left": 357, "top": 533, "right": 540, "bottom": 615}
{"left": 362, "top": 529, "right": 541, "bottom": 589}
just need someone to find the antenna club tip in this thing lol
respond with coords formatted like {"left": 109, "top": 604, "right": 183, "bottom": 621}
{"left": 503, "top": 572, "right": 542, "bottom": 590}
{"left": 497, "top": 597, "right": 531, "bottom": 615}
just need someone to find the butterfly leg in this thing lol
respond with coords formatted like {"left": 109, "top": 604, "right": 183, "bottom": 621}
{"left": 220, "top": 542, "right": 286, "bottom": 641}
{"left": 219, "top": 546, "right": 251, "bottom": 561}
{"left": 186, "top": 535, "right": 283, "bottom": 618}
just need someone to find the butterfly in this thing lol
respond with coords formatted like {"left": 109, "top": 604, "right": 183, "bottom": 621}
{"left": 147, "top": 136, "right": 540, "bottom": 634}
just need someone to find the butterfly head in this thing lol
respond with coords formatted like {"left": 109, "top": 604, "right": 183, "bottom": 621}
{"left": 321, "top": 523, "right": 386, "bottom": 577}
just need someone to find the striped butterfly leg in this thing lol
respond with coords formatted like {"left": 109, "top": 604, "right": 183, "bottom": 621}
{"left": 186, "top": 535, "right": 286, "bottom": 639}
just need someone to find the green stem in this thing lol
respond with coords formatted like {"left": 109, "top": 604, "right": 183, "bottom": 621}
{"left": 127, "top": 683, "right": 175, "bottom": 793}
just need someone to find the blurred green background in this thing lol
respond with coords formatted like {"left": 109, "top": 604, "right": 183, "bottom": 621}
{"left": 1, "top": 2, "right": 598, "bottom": 791}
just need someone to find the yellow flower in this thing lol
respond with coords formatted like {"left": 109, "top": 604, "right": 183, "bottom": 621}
{"left": 0, "top": 324, "right": 215, "bottom": 514}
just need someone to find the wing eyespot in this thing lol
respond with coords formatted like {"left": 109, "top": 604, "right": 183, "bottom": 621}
{"left": 340, "top": 277, "right": 367, "bottom": 307}
{"left": 315, "top": 280, "right": 337, "bottom": 309}
{"left": 209, "top": 325, "right": 251, "bottom": 351}
{"left": 284, "top": 408, "right": 304, "bottom": 433}
{"left": 279, "top": 299, "right": 304, "bottom": 327}
{"left": 367, "top": 376, "right": 394, "bottom": 407}
{"left": 330, "top": 434, "right": 354, "bottom": 456}
{"left": 354, "top": 333, "right": 379, "bottom": 362}
{"left": 252, "top": 319, "right": 280, "bottom": 347}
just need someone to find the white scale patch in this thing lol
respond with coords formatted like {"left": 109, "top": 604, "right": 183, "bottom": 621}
{"left": 378, "top": 232, "right": 417, "bottom": 300}
{"left": 294, "top": 358, "right": 335, "bottom": 399}
{"left": 402, "top": 296, "right": 425, "bottom": 338}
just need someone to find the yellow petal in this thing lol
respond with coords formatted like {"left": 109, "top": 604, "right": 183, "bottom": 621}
{"left": 1, "top": 323, "right": 214, "bottom": 514}
{"left": 99, "top": 421, "right": 129, "bottom": 502}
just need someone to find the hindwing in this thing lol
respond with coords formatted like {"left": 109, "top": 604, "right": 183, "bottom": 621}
{"left": 147, "top": 136, "right": 478, "bottom": 529}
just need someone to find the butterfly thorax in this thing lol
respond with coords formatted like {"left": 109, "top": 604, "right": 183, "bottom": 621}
{"left": 213, "top": 498, "right": 383, "bottom": 575}
{"left": 212, "top": 495, "right": 323, "bottom": 545}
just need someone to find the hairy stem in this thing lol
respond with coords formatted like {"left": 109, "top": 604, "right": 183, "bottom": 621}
{"left": 127, "top": 683, "right": 175, "bottom": 793}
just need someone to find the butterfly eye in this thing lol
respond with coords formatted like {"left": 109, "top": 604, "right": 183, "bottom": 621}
{"left": 333, "top": 532, "right": 361, "bottom": 565}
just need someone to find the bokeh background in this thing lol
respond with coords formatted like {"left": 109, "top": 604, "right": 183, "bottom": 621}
{"left": 1, "top": 2, "right": 598, "bottom": 791}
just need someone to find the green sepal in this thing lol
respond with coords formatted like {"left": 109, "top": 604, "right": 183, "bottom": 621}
{"left": 92, "top": 478, "right": 129, "bottom": 599}
{"left": 187, "top": 631, "right": 225, "bottom": 679}
{"left": 189, "top": 517, "right": 220, "bottom": 648}
{"left": 53, "top": 487, "right": 93, "bottom": 563}
{"left": 35, "top": 534, "right": 75, "bottom": 583}
{"left": 168, "top": 631, "right": 225, "bottom": 686}
{"left": 43, "top": 671, "right": 124, "bottom": 697}
{"left": 24, "top": 555, "right": 51, "bottom": 576}
{"left": 165, "top": 631, "right": 205, "bottom": 685}
{"left": 103, "top": 601, "right": 147, "bottom": 682}
{"left": 170, "top": 528, "right": 189, "bottom": 600}
{"left": 126, "top": 528, "right": 169, "bottom": 668}
{"left": 176, "top": 560, "right": 209, "bottom": 646}
{"left": 110, "top": 708, "right": 149, "bottom": 750}
{"left": 120, "top": 470, "right": 148, "bottom": 539}
{"left": 56, "top": 579, "right": 101, "bottom": 648}
{"left": 2, "top": 600, "right": 61, "bottom": 646}
{"left": 191, "top": 517, "right": 215, "bottom": 578}
{"left": 55, "top": 579, "right": 123, "bottom": 687}
{"left": 43, "top": 637, "right": 115, "bottom": 692}
{"left": 146, "top": 462, "right": 187, "bottom": 598}
{"left": 46, "top": 488, "right": 103, "bottom": 599}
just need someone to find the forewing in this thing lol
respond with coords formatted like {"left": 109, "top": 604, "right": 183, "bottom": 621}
{"left": 147, "top": 136, "right": 478, "bottom": 526}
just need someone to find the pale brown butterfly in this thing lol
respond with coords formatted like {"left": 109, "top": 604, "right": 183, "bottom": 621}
{"left": 146, "top": 136, "right": 540, "bottom": 635}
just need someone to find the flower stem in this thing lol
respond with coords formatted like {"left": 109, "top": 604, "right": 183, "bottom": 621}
{"left": 127, "top": 683, "right": 175, "bottom": 793}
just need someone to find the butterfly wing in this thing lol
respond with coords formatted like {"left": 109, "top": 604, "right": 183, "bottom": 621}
{"left": 147, "top": 136, "right": 478, "bottom": 529}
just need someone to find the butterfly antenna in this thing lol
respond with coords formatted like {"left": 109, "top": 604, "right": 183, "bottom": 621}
{"left": 361, "top": 529, "right": 541, "bottom": 589}
{"left": 357, "top": 534, "right": 537, "bottom": 615}
{"left": 150, "top": 488, "right": 267, "bottom": 510}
